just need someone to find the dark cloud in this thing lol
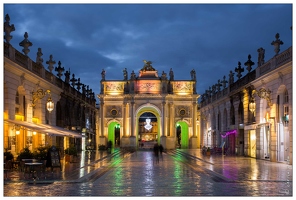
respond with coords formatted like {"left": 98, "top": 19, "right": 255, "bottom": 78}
{"left": 3, "top": 3, "right": 292, "bottom": 103}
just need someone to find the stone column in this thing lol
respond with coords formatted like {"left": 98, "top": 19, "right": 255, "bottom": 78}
{"left": 100, "top": 101, "right": 104, "bottom": 137}
{"left": 160, "top": 101, "right": 167, "bottom": 149}
{"left": 98, "top": 100, "right": 106, "bottom": 146}
{"left": 191, "top": 101, "right": 198, "bottom": 148}
{"left": 162, "top": 101, "right": 168, "bottom": 136}
{"left": 169, "top": 103, "right": 174, "bottom": 137}
{"left": 95, "top": 109, "right": 100, "bottom": 147}
{"left": 192, "top": 102, "right": 197, "bottom": 137}
{"left": 131, "top": 102, "right": 135, "bottom": 137}
{"left": 126, "top": 102, "right": 130, "bottom": 136}
{"left": 121, "top": 102, "right": 130, "bottom": 147}
{"left": 161, "top": 102, "right": 165, "bottom": 137}
{"left": 123, "top": 103, "right": 126, "bottom": 137}
{"left": 128, "top": 101, "right": 136, "bottom": 149}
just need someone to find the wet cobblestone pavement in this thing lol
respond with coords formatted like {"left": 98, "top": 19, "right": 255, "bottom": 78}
{"left": 3, "top": 149, "right": 293, "bottom": 196}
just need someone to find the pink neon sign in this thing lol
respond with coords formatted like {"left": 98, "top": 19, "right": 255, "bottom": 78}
{"left": 221, "top": 129, "right": 237, "bottom": 138}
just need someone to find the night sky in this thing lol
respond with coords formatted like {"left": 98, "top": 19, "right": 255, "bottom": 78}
{"left": 2, "top": 2, "right": 293, "bottom": 103}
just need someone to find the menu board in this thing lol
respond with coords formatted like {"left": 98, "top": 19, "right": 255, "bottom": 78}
{"left": 47, "top": 146, "right": 61, "bottom": 170}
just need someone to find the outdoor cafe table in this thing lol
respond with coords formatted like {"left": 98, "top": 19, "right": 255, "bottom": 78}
{"left": 20, "top": 159, "right": 37, "bottom": 172}
{"left": 24, "top": 162, "right": 43, "bottom": 180}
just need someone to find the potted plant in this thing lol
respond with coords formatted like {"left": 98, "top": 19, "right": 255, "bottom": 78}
{"left": 98, "top": 144, "right": 106, "bottom": 151}
{"left": 4, "top": 151, "right": 14, "bottom": 162}
{"left": 4, "top": 151, "right": 14, "bottom": 170}
{"left": 64, "top": 146, "right": 78, "bottom": 163}
{"left": 18, "top": 146, "right": 34, "bottom": 160}
{"left": 33, "top": 146, "right": 49, "bottom": 160}
{"left": 17, "top": 147, "right": 34, "bottom": 171}
{"left": 33, "top": 146, "right": 50, "bottom": 168}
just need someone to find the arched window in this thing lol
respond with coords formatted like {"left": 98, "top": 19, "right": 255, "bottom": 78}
{"left": 56, "top": 102, "right": 62, "bottom": 127}
{"left": 15, "top": 90, "right": 26, "bottom": 119}
{"left": 45, "top": 105, "right": 49, "bottom": 124}
{"left": 15, "top": 91, "right": 20, "bottom": 104}
{"left": 284, "top": 89, "right": 289, "bottom": 103}
{"left": 276, "top": 95, "right": 280, "bottom": 122}
{"left": 283, "top": 89, "right": 289, "bottom": 126}
{"left": 64, "top": 100, "right": 70, "bottom": 127}
{"left": 217, "top": 112, "right": 220, "bottom": 131}
{"left": 15, "top": 91, "right": 20, "bottom": 114}
{"left": 238, "top": 101, "right": 244, "bottom": 124}
{"left": 230, "top": 104, "right": 235, "bottom": 125}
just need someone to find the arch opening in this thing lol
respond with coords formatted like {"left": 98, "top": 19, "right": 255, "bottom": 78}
{"left": 136, "top": 105, "right": 161, "bottom": 149}
{"left": 108, "top": 121, "right": 120, "bottom": 149}
{"left": 176, "top": 121, "right": 189, "bottom": 149}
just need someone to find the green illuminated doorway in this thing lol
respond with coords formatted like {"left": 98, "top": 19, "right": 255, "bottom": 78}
{"left": 108, "top": 122, "right": 120, "bottom": 148}
{"left": 176, "top": 121, "right": 189, "bottom": 149}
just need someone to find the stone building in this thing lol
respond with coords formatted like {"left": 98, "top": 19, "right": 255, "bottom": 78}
{"left": 97, "top": 61, "right": 200, "bottom": 150}
{"left": 3, "top": 14, "right": 97, "bottom": 158}
{"left": 199, "top": 33, "right": 292, "bottom": 165}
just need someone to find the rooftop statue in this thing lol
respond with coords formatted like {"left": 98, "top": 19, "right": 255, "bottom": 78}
{"left": 123, "top": 68, "right": 128, "bottom": 80}
{"left": 142, "top": 60, "right": 155, "bottom": 71}
{"left": 190, "top": 69, "right": 196, "bottom": 81}
{"left": 169, "top": 68, "right": 174, "bottom": 81}
{"left": 101, "top": 69, "right": 106, "bottom": 81}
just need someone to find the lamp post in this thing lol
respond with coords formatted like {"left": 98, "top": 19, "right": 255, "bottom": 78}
{"left": 31, "top": 89, "right": 55, "bottom": 112}
{"left": 46, "top": 92, "right": 54, "bottom": 113}
{"left": 15, "top": 125, "right": 20, "bottom": 153}
{"left": 15, "top": 125, "right": 20, "bottom": 135}
{"left": 249, "top": 98, "right": 256, "bottom": 113}
{"left": 31, "top": 89, "right": 55, "bottom": 149}
{"left": 249, "top": 88, "right": 272, "bottom": 112}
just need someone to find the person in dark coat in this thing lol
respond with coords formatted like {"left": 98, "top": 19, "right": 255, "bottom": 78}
{"left": 153, "top": 143, "right": 159, "bottom": 164}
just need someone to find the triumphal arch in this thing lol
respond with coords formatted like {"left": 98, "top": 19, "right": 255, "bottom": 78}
{"left": 97, "top": 61, "right": 200, "bottom": 150}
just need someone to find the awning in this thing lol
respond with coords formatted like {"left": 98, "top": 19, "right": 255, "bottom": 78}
{"left": 4, "top": 119, "right": 83, "bottom": 138}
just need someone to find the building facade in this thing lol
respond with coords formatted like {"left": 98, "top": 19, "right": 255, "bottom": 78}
{"left": 3, "top": 14, "right": 97, "bottom": 158}
{"left": 199, "top": 33, "right": 292, "bottom": 165}
{"left": 97, "top": 61, "right": 200, "bottom": 150}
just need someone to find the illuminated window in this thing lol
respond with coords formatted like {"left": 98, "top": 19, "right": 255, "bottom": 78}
{"left": 283, "top": 89, "right": 289, "bottom": 126}
{"left": 284, "top": 89, "right": 289, "bottom": 103}
{"left": 15, "top": 91, "right": 20, "bottom": 104}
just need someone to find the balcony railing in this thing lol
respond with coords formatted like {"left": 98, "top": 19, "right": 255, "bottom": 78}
{"left": 200, "top": 46, "right": 292, "bottom": 107}
{"left": 4, "top": 41, "right": 96, "bottom": 107}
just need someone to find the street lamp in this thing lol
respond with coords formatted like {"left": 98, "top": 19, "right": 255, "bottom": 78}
{"left": 31, "top": 89, "right": 54, "bottom": 112}
{"left": 15, "top": 125, "right": 20, "bottom": 135}
{"left": 46, "top": 92, "right": 54, "bottom": 112}
{"left": 249, "top": 97, "right": 256, "bottom": 113}
{"left": 249, "top": 88, "right": 272, "bottom": 113}
{"left": 14, "top": 125, "right": 20, "bottom": 153}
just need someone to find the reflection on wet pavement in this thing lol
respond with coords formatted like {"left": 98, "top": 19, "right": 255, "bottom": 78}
{"left": 4, "top": 150, "right": 292, "bottom": 196}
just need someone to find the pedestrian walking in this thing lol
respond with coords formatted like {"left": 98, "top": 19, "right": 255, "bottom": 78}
{"left": 153, "top": 143, "right": 159, "bottom": 164}
{"left": 107, "top": 140, "right": 112, "bottom": 153}
{"left": 159, "top": 144, "right": 163, "bottom": 161}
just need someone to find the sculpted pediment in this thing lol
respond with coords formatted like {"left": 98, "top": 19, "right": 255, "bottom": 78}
{"left": 172, "top": 81, "right": 193, "bottom": 95}
{"left": 136, "top": 80, "right": 161, "bottom": 94}
{"left": 103, "top": 82, "right": 125, "bottom": 95}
